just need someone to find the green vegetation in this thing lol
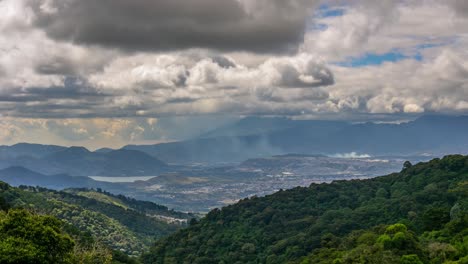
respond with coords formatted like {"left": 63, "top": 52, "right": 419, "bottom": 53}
{"left": 0, "top": 199, "right": 121, "bottom": 263}
{"left": 0, "top": 181, "right": 196, "bottom": 263}
{"left": 142, "top": 155, "right": 468, "bottom": 263}
{"left": 0, "top": 209, "right": 76, "bottom": 264}
{"left": 66, "top": 188, "right": 192, "bottom": 220}
{"left": 1, "top": 155, "right": 467, "bottom": 263}
{"left": 0, "top": 183, "right": 191, "bottom": 257}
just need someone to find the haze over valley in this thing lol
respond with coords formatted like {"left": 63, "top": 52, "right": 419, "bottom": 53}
{"left": 0, "top": 115, "right": 466, "bottom": 211}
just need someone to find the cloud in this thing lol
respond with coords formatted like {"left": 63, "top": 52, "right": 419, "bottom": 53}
{"left": 84, "top": 52, "right": 334, "bottom": 116}
{"left": 332, "top": 152, "right": 371, "bottom": 159}
{"left": 303, "top": 1, "right": 468, "bottom": 60}
{"left": 1, "top": 0, "right": 468, "bottom": 149}
{"left": 302, "top": 0, "right": 399, "bottom": 59}
{"left": 328, "top": 47, "right": 468, "bottom": 115}
{"left": 447, "top": 0, "right": 468, "bottom": 17}
{"left": 0, "top": 116, "right": 237, "bottom": 149}
{"left": 31, "top": 0, "right": 318, "bottom": 53}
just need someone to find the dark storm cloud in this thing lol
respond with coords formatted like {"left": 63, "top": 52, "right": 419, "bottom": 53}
{"left": 0, "top": 77, "right": 116, "bottom": 118}
{"left": 33, "top": 0, "right": 316, "bottom": 53}
{"left": 448, "top": 0, "right": 468, "bottom": 17}
{"left": 210, "top": 56, "right": 236, "bottom": 68}
{"left": 0, "top": 88, "right": 100, "bottom": 103}
{"left": 165, "top": 97, "right": 200, "bottom": 104}
{"left": 278, "top": 63, "right": 334, "bottom": 88}
{"left": 0, "top": 66, "right": 5, "bottom": 78}
{"left": 35, "top": 58, "right": 76, "bottom": 75}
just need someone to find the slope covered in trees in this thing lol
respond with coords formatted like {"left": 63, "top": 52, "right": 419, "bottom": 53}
{"left": 0, "top": 184, "right": 133, "bottom": 263}
{"left": 142, "top": 155, "right": 468, "bottom": 263}
{"left": 0, "top": 208, "right": 106, "bottom": 264}
{"left": 0, "top": 182, "right": 192, "bottom": 257}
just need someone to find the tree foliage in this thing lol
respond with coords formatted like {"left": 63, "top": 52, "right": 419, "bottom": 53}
{"left": 0, "top": 209, "right": 75, "bottom": 264}
{"left": 0, "top": 185, "right": 187, "bottom": 256}
{"left": 142, "top": 155, "right": 468, "bottom": 263}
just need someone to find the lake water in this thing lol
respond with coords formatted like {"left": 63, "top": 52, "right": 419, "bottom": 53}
{"left": 89, "top": 176, "right": 157, "bottom": 183}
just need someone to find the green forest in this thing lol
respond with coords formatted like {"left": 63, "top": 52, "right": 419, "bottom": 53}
{"left": 0, "top": 182, "right": 193, "bottom": 259}
{"left": 0, "top": 155, "right": 467, "bottom": 263}
{"left": 142, "top": 155, "right": 468, "bottom": 263}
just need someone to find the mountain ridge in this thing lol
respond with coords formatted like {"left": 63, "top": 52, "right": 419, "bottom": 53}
{"left": 124, "top": 115, "right": 468, "bottom": 163}
{"left": 0, "top": 146, "right": 169, "bottom": 176}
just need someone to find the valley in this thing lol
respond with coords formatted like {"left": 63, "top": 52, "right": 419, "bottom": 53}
{"left": 2, "top": 1, "right": 468, "bottom": 262}
{"left": 119, "top": 154, "right": 429, "bottom": 212}
{"left": 0, "top": 145, "right": 431, "bottom": 212}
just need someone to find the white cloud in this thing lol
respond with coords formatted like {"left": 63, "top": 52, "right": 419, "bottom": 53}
{"left": 86, "top": 52, "right": 333, "bottom": 116}
{"left": 0, "top": 0, "right": 467, "bottom": 147}
{"left": 331, "top": 152, "right": 371, "bottom": 159}
{"left": 303, "top": 1, "right": 468, "bottom": 60}
{"left": 328, "top": 46, "right": 468, "bottom": 114}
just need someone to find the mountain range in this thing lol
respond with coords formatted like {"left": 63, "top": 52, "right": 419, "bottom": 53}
{"left": 0, "top": 146, "right": 168, "bottom": 176}
{"left": 1, "top": 115, "right": 468, "bottom": 170}
{"left": 125, "top": 115, "right": 468, "bottom": 163}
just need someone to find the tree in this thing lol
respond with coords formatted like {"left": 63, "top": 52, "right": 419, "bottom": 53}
{"left": 0, "top": 196, "right": 10, "bottom": 211}
{"left": 400, "top": 254, "right": 423, "bottom": 264}
{"left": 403, "top": 161, "right": 413, "bottom": 170}
{"left": 0, "top": 209, "right": 75, "bottom": 264}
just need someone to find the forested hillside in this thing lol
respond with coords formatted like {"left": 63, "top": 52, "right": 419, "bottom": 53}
{"left": 142, "top": 155, "right": 468, "bottom": 263}
{"left": 0, "top": 183, "right": 192, "bottom": 257}
{"left": 0, "top": 208, "right": 119, "bottom": 264}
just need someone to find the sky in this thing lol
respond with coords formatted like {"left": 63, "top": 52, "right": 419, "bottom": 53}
{"left": 0, "top": 0, "right": 467, "bottom": 149}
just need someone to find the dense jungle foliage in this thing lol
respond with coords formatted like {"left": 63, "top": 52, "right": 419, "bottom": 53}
{"left": 142, "top": 155, "right": 468, "bottom": 263}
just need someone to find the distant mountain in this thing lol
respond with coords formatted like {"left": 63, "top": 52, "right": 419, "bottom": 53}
{"left": 202, "top": 116, "right": 349, "bottom": 139}
{"left": 0, "top": 166, "right": 97, "bottom": 189}
{"left": 0, "top": 146, "right": 169, "bottom": 176}
{"left": 300, "top": 114, "right": 468, "bottom": 155}
{"left": 124, "top": 115, "right": 468, "bottom": 164}
{"left": 198, "top": 116, "right": 298, "bottom": 138}
{"left": 125, "top": 135, "right": 280, "bottom": 164}
{"left": 0, "top": 143, "right": 66, "bottom": 159}
{"left": 94, "top": 147, "right": 115, "bottom": 153}
{"left": 3, "top": 115, "right": 468, "bottom": 166}
{"left": 142, "top": 155, "right": 468, "bottom": 263}
{"left": 40, "top": 148, "right": 169, "bottom": 176}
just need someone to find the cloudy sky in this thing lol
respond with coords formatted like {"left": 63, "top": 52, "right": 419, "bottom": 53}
{"left": 1, "top": 0, "right": 467, "bottom": 149}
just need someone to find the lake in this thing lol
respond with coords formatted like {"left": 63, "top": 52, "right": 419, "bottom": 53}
{"left": 89, "top": 176, "right": 157, "bottom": 183}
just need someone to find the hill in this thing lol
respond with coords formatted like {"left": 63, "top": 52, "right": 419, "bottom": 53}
{"left": 0, "top": 143, "right": 66, "bottom": 159}
{"left": 39, "top": 148, "right": 169, "bottom": 176}
{"left": 0, "top": 146, "right": 169, "bottom": 176}
{"left": 142, "top": 155, "right": 468, "bottom": 263}
{"left": 0, "top": 182, "right": 194, "bottom": 257}
{"left": 0, "top": 166, "right": 98, "bottom": 189}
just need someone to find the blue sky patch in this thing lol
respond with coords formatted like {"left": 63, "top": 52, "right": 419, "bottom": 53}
{"left": 308, "top": 5, "right": 345, "bottom": 31}
{"left": 316, "top": 4, "right": 345, "bottom": 18}
{"left": 308, "top": 23, "right": 328, "bottom": 31}
{"left": 336, "top": 51, "right": 422, "bottom": 67}
{"left": 321, "top": 8, "right": 344, "bottom": 17}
